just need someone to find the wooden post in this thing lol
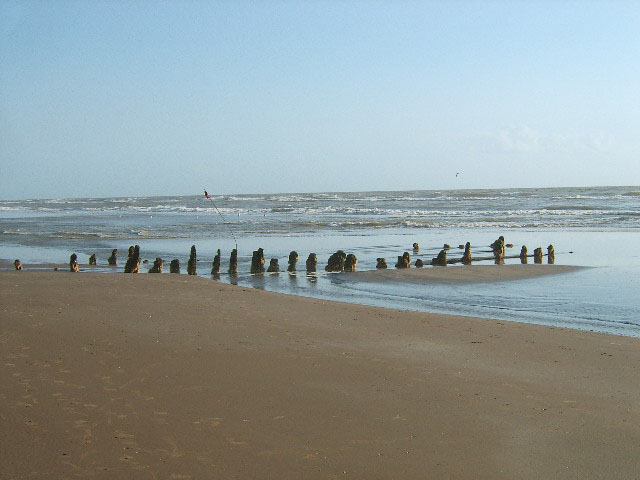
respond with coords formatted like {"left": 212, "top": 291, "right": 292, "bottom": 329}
{"left": 211, "top": 249, "right": 221, "bottom": 275}
{"left": 187, "top": 245, "right": 197, "bottom": 275}
{"left": 124, "top": 245, "right": 140, "bottom": 273}
{"left": 170, "top": 259, "right": 181, "bottom": 273}
{"left": 306, "top": 253, "right": 318, "bottom": 273}
{"left": 251, "top": 248, "right": 265, "bottom": 274}
{"left": 534, "top": 247, "right": 543, "bottom": 264}
{"left": 431, "top": 249, "right": 447, "bottom": 266}
{"left": 70, "top": 254, "right": 79, "bottom": 272}
{"left": 520, "top": 246, "right": 528, "bottom": 264}
{"left": 228, "top": 249, "right": 238, "bottom": 274}
{"left": 267, "top": 258, "right": 279, "bottom": 273}
{"left": 287, "top": 251, "right": 298, "bottom": 272}
{"left": 395, "top": 252, "right": 411, "bottom": 268}
{"left": 462, "top": 242, "right": 472, "bottom": 265}
{"left": 344, "top": 253, "right": 358, "bottom": 272}
{"left": 326, "top": 250, "right": 347, "bottom": 272}
{"left": 148, "top": 258, "right": 163, "bottom": 273}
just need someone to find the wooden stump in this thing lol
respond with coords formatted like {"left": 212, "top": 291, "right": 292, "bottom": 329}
{"left": 187, "top": 245, "right": 197, "bottom": 275}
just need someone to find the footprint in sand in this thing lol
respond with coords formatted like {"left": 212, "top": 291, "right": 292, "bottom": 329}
{"left": 161, "top": 436, "right": 184, "bottom": 458}
{"left": 114, "top": 431, "right": 136, "bottom": 446}
{"left": 226, "top": 437, "right": 248, "bottom": 446}
{"left": 74, "top": 419, "right": 94, "bottom": 444}
{"left": 151, "top": 410, "right": 169, "bottom": 425}
{"left": 193, "top": 417, "right": 221, "bottom": 428}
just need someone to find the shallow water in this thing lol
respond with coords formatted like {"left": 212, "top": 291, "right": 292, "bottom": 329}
{"left": 1, "top": 187, "right": 639, "bottom": 336}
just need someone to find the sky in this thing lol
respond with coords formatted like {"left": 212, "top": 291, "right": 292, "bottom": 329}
{"left": 1, "top": 0, "right": 639, "bottom": 200}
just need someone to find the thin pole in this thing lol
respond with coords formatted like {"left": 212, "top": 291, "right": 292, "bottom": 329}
{"left": 204, "top": 190, "right": 238, "bottom": 252}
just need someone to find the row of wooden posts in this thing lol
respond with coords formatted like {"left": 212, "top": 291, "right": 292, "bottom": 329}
{"left": 12, "top": 237, "right": 555, "bottom": 274}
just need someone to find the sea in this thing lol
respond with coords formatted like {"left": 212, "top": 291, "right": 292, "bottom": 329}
{"left": 1, "top": 186, "right": 639, "bottom": 337}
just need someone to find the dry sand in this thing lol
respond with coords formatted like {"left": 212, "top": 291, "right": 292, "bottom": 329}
{"left": 1, "top": 270, "right": 639, "bottom": 479}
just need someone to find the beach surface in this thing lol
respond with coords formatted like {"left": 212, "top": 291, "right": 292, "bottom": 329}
{"left": 1, "top": 270, "right": 639, "bottom": 479}
{"left": 344, "top": 263, "right": 581, "bottom": 284}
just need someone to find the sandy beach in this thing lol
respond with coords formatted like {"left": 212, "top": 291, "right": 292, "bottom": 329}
{"left": 2, "top": 269, "right": 639, "bottom": 479}
{"left": 345, "top": 263, "right": 582, "bottom": 284}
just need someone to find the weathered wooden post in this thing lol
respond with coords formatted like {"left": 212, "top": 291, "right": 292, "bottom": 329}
{"left": 534, "top": 247, "right": 543, "bottom": 264}
{"left": 211, "top": 249, "right": 221, "bottom": 275}
{"left": 14, "top": 259, "right": 22, "bottom": 270}
{"left": 376, "top": 258, "right": 387, "bottom": 269}
{"left": 491, "top": 236, "right": 505, "bottom": 264}
{"left": 228, "top": 249, "right": 238, "bottom": 274}
{"left": 326, "top": 250, "right": 347, "bottom": 272}
{"left": 88, "top": 254, "right": 97, "bottom": 265}
{"left": 170, "top": 259, "right": 181, "bottom": 273}
{"left": 124, "top": 245, "right": 140, "bottom": 273}
{"left": 431, "top": 249, "right": 447, "bottom": 266}
{"left": 547, "top": 245, "right": 555, "bottom": 264}
{"left": 520, "top": 246, "right": 528, "bottom": 264}
{"left": 491, "top": 236, "right": 505, "bottom": 257}
{"left": 108, "top": 249, "right": 118, "bottom": 265}
{"left": 251, "top": 248, "right": 265, "bottom": 274}
{"left": 287, "top": 251, "right": 298, "bottom": 272}
{"left": 344, "top": 253, "right": 358, "bottom": 272}
{"left": 306, "top": 253, "right": 318, "bottom": 273}
{"left": 148, "top": 257, "right": 163, "bottom": 273}
{"left": 70, "top": 254, "right": 79, "bottom": 272}
{"left": 462, "top": 242, "right": 472, "bottom": 265}
{"left": 187, "top": 245, "right": 197, "bottom": 275}
{"left": 395, "top": 252, "right": 411, "bottom": 268}
{"left": 267, "top": 258, "right": 280, "bottom": 273}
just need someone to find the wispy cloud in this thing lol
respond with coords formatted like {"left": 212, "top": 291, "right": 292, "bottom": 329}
{"left": 496, "top": 126, "right": 616, "bottom": 154}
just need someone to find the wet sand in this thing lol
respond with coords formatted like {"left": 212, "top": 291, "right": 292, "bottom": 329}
{"left": 1, "top": 271, "right": 639, "bottom": 479}
{"left": 344, "top": 263, "right": 582, "bottom": 284}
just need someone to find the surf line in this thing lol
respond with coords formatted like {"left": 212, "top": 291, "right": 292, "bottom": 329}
{"left": 204, "top": 189, "right": 238, "bottom": 252}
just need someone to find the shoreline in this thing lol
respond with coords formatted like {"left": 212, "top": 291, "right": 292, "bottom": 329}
{"left": 1, "top": 258, "right": 581, "bottom": 282}
{"left": 2, "top": 272, "right": 639, "bottom": 479}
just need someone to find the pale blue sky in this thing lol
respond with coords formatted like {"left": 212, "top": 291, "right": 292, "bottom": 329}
{"left": 1, "top": 0, "right": 639, "bottom": 199}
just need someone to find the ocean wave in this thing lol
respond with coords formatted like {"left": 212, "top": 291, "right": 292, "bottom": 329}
{"left": 544, "top": 205, "right": 603, "bottom": 211}
{"left": 552, "top": 194, "right": 626, "bottom": 201}
{"left": 2, "top": 187, "right": 637, "bottom": 236}
{"left": 51, "top": 231, "right": 113, "bottom": 239}
{"left": 0, "top": 206, "right": 27, "bottom": 212}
